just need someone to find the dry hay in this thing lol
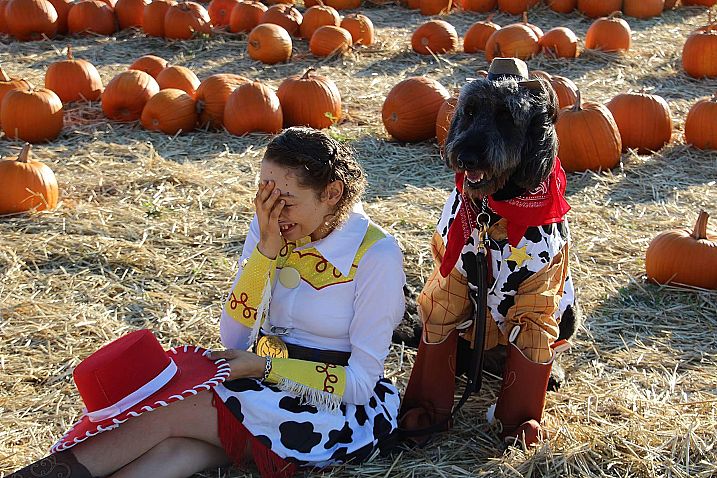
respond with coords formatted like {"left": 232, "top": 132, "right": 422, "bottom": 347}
{"left": 1, "top": 3, "right": 717, "bottom": 477}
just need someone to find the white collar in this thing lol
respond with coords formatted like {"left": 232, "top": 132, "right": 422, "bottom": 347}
{"left": 295, "top": 202, "right": 370, "bottom": 277}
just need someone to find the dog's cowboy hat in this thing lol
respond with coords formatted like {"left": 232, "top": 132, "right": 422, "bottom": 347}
{"left": 487, "top": 57, "right": 542, "bottom": 89}
{"left": 51, "top": 329, "right": 231, "bottom": 453}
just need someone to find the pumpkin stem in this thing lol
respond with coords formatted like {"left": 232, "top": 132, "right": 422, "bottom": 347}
{"left": 67, "top": 45, "right": 73, "bottom": 60}
{"left": 692, "top": 211, "right": 710, "bottom": 240}
{"left": 572, "top": 89, "right": 582, "bottom": 112}
{"left": 300, "top": 68, "right": 316, "bottom": 80}
{"left": 17, "top": 143, "right": 31, "bottom": 163}
{"left": 607, "top": 11, "right": 622, "bottom": 20}
{"left": 487, "top": 13, "right": 495, "bottom": 23}
{"left": 522, "top": 11, "right": 528, "bottom": 24}
{"left": 0, "top": 65, "right": 10, "bottom": 82}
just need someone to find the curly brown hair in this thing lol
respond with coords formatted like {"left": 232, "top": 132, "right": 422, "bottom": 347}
{"left": 263, "top": 127, "right": 366, "bottom": 229}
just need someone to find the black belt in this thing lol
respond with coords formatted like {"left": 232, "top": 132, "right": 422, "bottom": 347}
{"left": 255, "top": 333, "right": 351, "bottom": 366}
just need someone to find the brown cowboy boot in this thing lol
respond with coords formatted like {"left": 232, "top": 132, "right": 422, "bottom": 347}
{"left": 7, "top": 450, "right": 94, "bottom": 478}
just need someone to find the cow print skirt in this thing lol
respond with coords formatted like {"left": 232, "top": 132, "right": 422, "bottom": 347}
{"left": 213, "top": 377, "right": 400, "bottom": 468}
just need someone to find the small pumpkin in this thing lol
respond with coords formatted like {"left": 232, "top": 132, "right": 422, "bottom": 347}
{"left": 129, "top": 55, "right": 169, "bottom": 79}
{"left": 0, "top": 67, "right": 32, "bottom": 124}
{"left": 403, "top": 0, "right": 420, "bottom": 8}
{"left": 577, "top": 0, "right": 622, "bottom": 18}
{"left": 102, "top": 70, "right": 160, "bottom": 122}
{"left": 412, "top": 20, "right": 458, "bottom": 55}
{"left": 229, "top": 1, "right": 267, "bottom": 33}
{"left": 5, "top": 0, "right": 58, "bottom": 40}
{"left": 682, "top": 31, "right": 717, "bottom": 78}
{"left": 663, "top": 0, "right": 677, "bottom": 7}
{"left": 461, "top": 0, "right": 496, "bottom": 12}
{"left": 623, "top": 0, "right": 664, "bottom": 18}
{"left": 436, "top": 96, "right": 457, "bottom": 147}
{"left": 276, "top": 68, "right": 341, "bottom": 129}
{"left": 323, "top": 0, "right": 361, "bottom": 9}
{"left": 164, "top": 1, "right": 212, "bottom": 40}
{"left": 684, "top": 95, "right": 717, "bottom": 150}
{"left": 585, "top": 12, "right": 632, "bottom": 53}
{"left": 419, "top": 0, "right": 452, "bottom": 16}
{"left": 208, "top": 0, "right": 240, "bottom": 27}
{"left": 340, "top": 13, "right": 374, "bottom": 46}
{"left": 606, "top": 91, "right": 672, "bottom": 153}
{"left": 1, "top": 86, "right": 64, "bottom": 143}
{"left": 48, "top": 0, "right": 73, "bottom": 34}
{"left": 382, "top": 76, "right": 450, "bottom": 143}
{"left": 463, "top": 16, "right": 501, "bottom": 53}
{"left": 300, "top": 4, "right": 340, "bottom": 40}
{"left": 497, "top": 0, "right": 539, "bottom": 14}
{"left": 44, "top": 46, "right": 104, "bottom": 103}
{"left": 646, "top": 211, "right": 717, "bottom": 290}
{"left": 682, "top": 0, "right": 717, "bottom": 6}
{"left": 141, "top": 88, "right": 197, "bottom": 135}
{"left": 260, "top": 4, "right": 302, "bottom": 37}
{"left": 0, "top": 0, "right": 10, "bottom": 34}
{"left": 533, "top": 71, "right": 579, "bottom": 108}
{"left": 143, "top": 0, "right": 176, "bottom": 37}
{"left": 555, "top": 90, "right": 622, "bottom": 172}
{"left": 224, "top": 81, "right": 283, "bottom": 136}
{"left": 156, "top": 65, "right": 200, "bottom": 98}
{"left": 310, "top": 25, "right": 352, "bottom": 57}
{"left": 540, "top": 26, "right": 578, "bottom": 58}
{"left": 115, "top": 0, "right": 149, "bottom": 29}
{"left": 0, "top": 144, "right": 59, "bottom": 215}
{"left": 67, "top": 0, "right": 117, "bottom": 36}
{"left": 196, "top": 73, "right": 249, "bottom": 129}
{"left": 484, "top": 23, "right": 540, "bottom": 61}
{"left": 546, "top": 0, "right": 576, "bottom": 13}
{"left": 247, "top": 23, "right": 293, "bottom": 64}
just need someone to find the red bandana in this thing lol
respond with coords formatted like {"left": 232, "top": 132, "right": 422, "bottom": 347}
{"left": 439, "top": 158, "right": 571, "bottom": 278}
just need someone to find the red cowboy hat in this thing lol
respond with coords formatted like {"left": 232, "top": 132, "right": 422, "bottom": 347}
{"left": 51, "top": 329, "right": 231, "bottom": 453}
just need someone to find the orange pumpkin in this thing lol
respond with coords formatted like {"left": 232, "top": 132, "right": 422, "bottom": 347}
{"left": 484, "top": 23, "right": 540, "bottom": 61}
{"left": 419, "top": 0, "right": 452, "bottom": 16}
{"left": 497, "top": 0, "right": 539, "bottom": 14}
{"left": 300, "top": 4, "right": 340, "bottom": 40}
{"left": 0, "top": 144, "right": 59, "bottom": 215}
{"left": 340, "top": 13, "right": 374, "bottom": 46}
{"left": 463, "top": 17, "right": 500, "bottom": 53}
{"left": 115, "top": 0, "right": 149, "bottom": 29}
{"left": 585, "top": 12, "right": 631, "bottom": 52}
{"left": 540, "top": 26, "right": 578, "bottom": 58}
{"left": 606, "top": 92, "right": 672, "bottom": 153}
{"left": 0, "top": 67, "right": 32, "bottom": 125}
{"left": 682, "top": 0, "right": 717, "bottom": 6}
{"left": 141, "top": 88, "right": 197, "bottom": 135}
{"left": 1, "top": 87, "right": 64, "bottom": 143}
{"left": 546, "top": 0, "right": 576, "bottom": 13}
{"left": 412, "top": 20, "right": 458, "bottom": 55}
{"left": 516, "top": 11, "right": 543, "bottom": 39}
{"left": 48, "top": 0, "right": 73, "bottom": 34}
{"left": 67, "top": 0, "right": 117, "bottom": 36}
{"left": 324, "top": 0, "right": 361, "bottom": 9}
{"left": 129, "top": 55, "right": 169, "bottom": 79}
{"left": 382, "top": 76, "right": 450, "bottom": 143}
{"left": 5, "top": 0, "right": 58, "bottom": 40}
{"left": 143, "top": 0, "right": 176, "bottom": 37}
{"left": 550, "top": 75, "right": 579, "bottom": 109}
{"left": 663, "top": 0, "right": 677, "bottom": 7}
{"left": 309, "top": 25, "right": 352, "bottom": 57}
{"left": 229, "top": 1, "right": 266, "bottom": 33}
{"left": 260, "top": 4, "right": 302, "bottom": 37}
{"left": 461, "top": 0, "right": 496, "bottom": 12}
{"left": 436, "top": 96, "right": 457, "bottom": 147}
{"left": 164, "top": 1, "right": 212, "bottom": 40}
{"left": 224, "top": 81, "right": 283, "bottom": 136}
{"left": 646, "top": 211, "right": 717, "bottom": 290}
{"left": 0, "top": 0, "right": 10, "bottom": 33}
{"left": 102, "top": 70, "right": 160, "bottom": 122}
{"left": 555, "top": 90, "right": 622, "bottom": 172}
{"left": 208, "top": 0, "right": 239, "bottom": 26}
{"left": 623, "top": 0, "right": 663, "bottom": 18}
{"left": 682, "top": 31, "right": 717, "bottom": 78}
{"left": 44, "top": 46, "right": 103, "bottom": 103}
{"left": 685, "top": 95, "right": 717, "bottom": 149}
{"left": 276, "top": 69, "right": 341, "bottom": 129}
{"left": 577, "top": 0, "right": 622, "bottom": 18}
{"left": 247, "top": 23, "right": 293, "bottom": 64}
{"left": 403, "top": 0, "right": 420, "bottom": 8}
{"left": 156, "top": 65, "right": 200, "bottom": 98}
{"left": 196, "top": 73, "right": 249, "bottom": 129}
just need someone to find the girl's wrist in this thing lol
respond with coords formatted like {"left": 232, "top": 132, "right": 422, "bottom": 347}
{"left": 257, "top": 241, "right": 279, "bottom": 259}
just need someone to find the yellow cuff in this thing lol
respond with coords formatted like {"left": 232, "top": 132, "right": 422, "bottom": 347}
{"left": 266, "top": 358, "right": 346, "bottom": 412}
{"left": 224, "top": 246, "right": 277, "bottom": 328}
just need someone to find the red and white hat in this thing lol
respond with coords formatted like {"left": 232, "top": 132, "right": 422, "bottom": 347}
{"left": 51, "top": 329, "right": 231, "bottom": 453}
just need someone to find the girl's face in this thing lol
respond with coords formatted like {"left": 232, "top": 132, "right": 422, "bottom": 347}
{"left": 259, "top": 160, "right": 342, "bottom": 242}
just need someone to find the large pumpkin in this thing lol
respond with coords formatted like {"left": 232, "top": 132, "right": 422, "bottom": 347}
{"left": 436, "top": 96, "right": 457, "bottom": 148}
{"left": 260, "top": 4, "right": 302, "bottom": 37}
{"left": 412, "top": 20, "right": 458, "bottom": 55}
{"left": 463, "top": 17, "right": 500, "bottom": 53}
{"left": 546, "top": 0, "right": 576, "bottom": 13}
{"left": 682, "top": 31, "right": 717, "bottom": 78}
{"left": 224, "top": 81, "right": 283, "bottom": 136}
{"left": 382, "top": 76, "right": 450, "bottom": 143}
{"left": 156, "top": 65, "right": 200, "bottom": 98}
{"left": 208, "top": 0, "right": 240, "bottom": 26}
{"left": 606, "top": 92, "right": 672, "bottom": 153}
{"left": 102, "top": 70, "right": 160, "bottom": 122}
{"left": 48, "top": 0, "right": 73, "bottom": 34}
{"left": 229, "top": 1, "right": 266, "bottom": 33}
{"left": 67, "top": 0, "right": 117, "bottom": 36}
{"left": 484, "top": 23, "right": 540, "bottom": 61}
{"left": 164, "top": 1, "right": 212, "bottom": 40}
{"left": 0, "top": 0, "right": 10, "bottom": 34}
{"left": 141, "top": 88, "right": 197, "bottom": 135}
{"left": 309, "top": 25, "right": 352, "bottom": 57}
{"left": 44, "top": 46, "right": 103, "bottom": 103}
{"left": 577, "top": 0, "right": 622, "bottom": 18}
{"left": 585, "top": 12, "right": 632, "bottom": 52}
{"left": 0, "top": 144, "right": 59, "bottom": 215}
{"left": 247, "top": 23, "right": 293, "bottom": 64}
{"left": 129, "top": 54, "right": 169, "bottom": 79}
{"left": 340, "top": 13, "right": 374, "bottom": 46}
{"left": 1, "top": 87, "right": 64, "bottom": 143}
{"left": 461, "top": 0, "right": 496, "bottom": 12}
{"left": 419, "top": 0, "right": 451, "bottom": 16}
{"left": 0, "top": 67, "right": 32, "bottom": 125}
{"left": 540, "top": 26, "right": 578, "bottom": 58}
{"left": 555, "top": 90, "right": 622, "bottom": 172}
{"left": 5, "top": 0, "right": 58, "bottom": 40}
{"left": 623, "top": 0, "right": 664, "bottom": 18}
{"left": 196, "top": 74, "right": 248, "bottom": 129}
{"left": 684, "top": 95, "right": 717, "bottom": 150}
{"left": 143, "top": 0, "right": 176, "bottom": 37}
{"left": 646, "top": 211, "right": 717, "bottom": 289}
{"left": 115, "top": 0, "right": 149, "bottom": 29}
{"left": 497, "top": 0, "right": 539, "bottom": 14}
{"left": 276, "top": 69, "right": 341, "bottom": 129}
{"left": 300, "top": 4, "right": 340, "bottom": 40}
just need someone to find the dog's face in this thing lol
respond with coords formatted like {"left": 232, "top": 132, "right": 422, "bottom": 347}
{"left": 444, "top": 77, "right": 559, "bottom": 199}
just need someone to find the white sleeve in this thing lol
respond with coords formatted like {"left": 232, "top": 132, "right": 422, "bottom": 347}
{"left": 219, "top": 215, "right": 261, "bottom": 349}
{"left": 343, "top": 236, "right": 406, "bottom": 405}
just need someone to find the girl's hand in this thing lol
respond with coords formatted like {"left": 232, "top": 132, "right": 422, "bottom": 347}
{"left": 255, "top": 180, "right": 285, "bottom": 259}
{"left": 208, "top": 349, "right": 266, "bottom": 380}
